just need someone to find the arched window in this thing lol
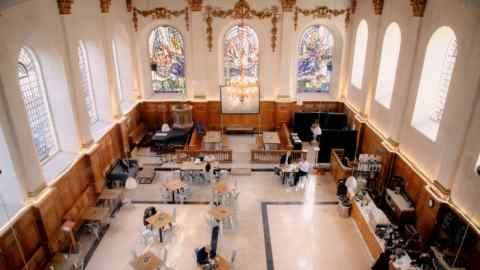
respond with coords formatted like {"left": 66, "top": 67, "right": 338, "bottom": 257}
{"left": 149, "top": 26, "right": 185, "bottom": 93}
{"left": 17, "top": 47, "right": 58, "bottom": 162}
{"left": 374, "top": 23, "right": 401, "bottom": 108}
{"left": 224, "top": 24, "right": 259, "bottom": 85}
{"left": 351, "top": 20, "right": 368, "bottom": 89}
{"left": 297, "top": 25, "right": 334, "bottom": 93}
{"left": 411, "top": 27, "right": 457, "bottom": 141}
{"left": 78, "top": 42, "right": 98, "bottom": 124}
{"left": 112, "top": 40, "right": 123, "bottom": 101}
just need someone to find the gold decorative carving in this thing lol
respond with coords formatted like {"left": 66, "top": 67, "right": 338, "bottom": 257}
{"left": 372, "top": 0, "right": 384, "bottom": 15}
{"left": 345, "top": 9, "right": 352, "bottom": 27}
{"left": 294, "top": 6, "right": 349, "bottom": 30}
{"left": 126, "top": 0, "right": 133, "bottom": 12}
{"left": 132, "top": 6, "right": 190, "bottom": 32}
{"left": 205, "top": 0, "right": 279, "bottom": 52}
{"left": 187, "top": 0, "right": 203, "bottom": 12}
{"left": 57, "top": 0, "right": 74, "bottom": 15}
{"left": 351, "top": 0, "right": 357, "bottom": 14}
{"left": 280, "top": 0, "right": 296, "bottom": 12}
{"left": 100, "top": 0, "right": 112, "bottom": 13}
{"left": 410, "top": 0, "right": 427, "bottom": 17}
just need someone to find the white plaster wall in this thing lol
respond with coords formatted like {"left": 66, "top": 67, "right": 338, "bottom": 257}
{"left": 134, "top": 0, "right": 349, "bottom": 101}
{"left": 65, "top": 0, "right": 114, "bottom": 122}
{"left": 451, "top": 92, "right": 480, "bottom": 224}
{"left": 346, "top": 0, "right": 379, "bottom": 113}
{"left": 0, "top": 78, "right": 26, "bottom": 211}
{"left": 397, "top": 0, "right": 480, "bottom": 185}
{"left": 0, "top": 0, "right": 80, "bottom": 154}
{"left": 347, "top": 0, "right": 480, "bottom": 225}
{"left": 367, "top": 0, "right": 420, "bottom": 139}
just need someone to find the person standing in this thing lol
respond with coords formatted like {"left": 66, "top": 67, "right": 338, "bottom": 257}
{"left": 310, "top": 121, "right": 322, "bottom": 145}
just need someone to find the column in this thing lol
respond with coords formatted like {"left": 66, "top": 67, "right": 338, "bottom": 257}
{"left": 387, "top": 17, "right": 422, "bottom": 144}
{"left": 59, "top": 15, "right": 95, "bottom": 148}
{"left": 277, "top": 10, "right": 295, "bottom": 99}
{"left": 189, "top": 9, "right": 209, "bottom": 99}
{"left": 0, "top": 62, "right": 46, "bottom": 196}
{"left": 362, "top": 15, "right": 381, "bottom": 118}
{"left": 100, "top": 10, "right": 122, "bottom": 119}
{"left": 338, "top": 16, "right": 354, "bottom": 101}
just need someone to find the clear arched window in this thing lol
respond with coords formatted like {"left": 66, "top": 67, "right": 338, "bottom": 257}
{"left": 297, "top": 25, "right": 334, "bottom": 93}
{"left": 17, "top": 47, "right": 58, "bottom": 162}
{"left": 411, "top": 27, "right": 457, "bottom": 141}
{"left": 351, "top": 20, "right": 368, "bottom": 89}
{"left": 374, "top": 23, "right": 401, "bottom": 108}
{"left": 78, "top": 42, "right": 98, "bottom": 124}
{"left": 112, "top": 40, "right": 123, "bottom": 101}
{"left": 224, "top": 24, "right": 259, "bottom": 85}
{"left": 149, "top": 26, "right": 185, "bottom": 93}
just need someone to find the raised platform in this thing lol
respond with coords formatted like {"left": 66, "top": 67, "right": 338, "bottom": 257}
{"left": 224, "top": 126, "right": 256, "bottom": 134}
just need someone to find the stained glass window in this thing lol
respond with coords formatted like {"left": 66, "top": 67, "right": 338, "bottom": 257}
{"left": 17, "top": 47, "right": 58, "bottom": 162}
{"left": 297, "top": 25, "right": 334, "bottom": 93}
{"left": 149, "top": 26, "right": 185, "bottom": 93}
{"left": 78, "top": 42, "right": 98, "bottom": 124}
{"left": 224, "top": 24, "right": 259, "bottom": 85}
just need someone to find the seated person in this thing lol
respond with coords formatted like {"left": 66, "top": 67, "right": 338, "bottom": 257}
{"left": 161, "top": 123, "right": 171, "bottom": 133}
{"left": 279, "top": 151, "right": 292, "bottom": 166}
{"left": 196, "top": 246, "right": 210, "bottom": 266}
{"left": 294, "top": 159, "right": 311, "bottom": 186}
{"left": 205, "top": 162, "right": 212, "bottom": 173}
{"left": 310, "top": 121, "right": 322, "bottom": 143}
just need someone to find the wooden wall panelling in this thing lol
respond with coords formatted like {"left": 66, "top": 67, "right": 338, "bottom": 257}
{"left": 119, "top": 119, "right": 130, "bottom": 155}
{"left": 191, "top": 101, "right": 208, "bottom": 128}
{"left": 302, "top": 101, "right": 344, "bottom": 113}
{"left": 207, "top": 101, "right": 221, "bottom": 130}
{"left": 275, "top": 102, "right": 292, "bottom": 128}
{"left": 140, "top": 102, "right": 169, "bottom": 130}
{"left": 34, "top": 189, "right": 64, "bottom": 254}
{"left": 88, "top": 145, "right": 106, "bottom": 193}
{"left": 261, "top": 101, "right": 275, "bottom": 131}
{"left": 391, "top": 156, "right": 440, "bottom": 242}
{"left": 22, "top": 245, "right": 48, "bottom": 270}
{"left": 13, "top": 208, "right": 43, "bottom": 261}
{"left": 52, "top": 174, "right": 75, "bottom": 218}
{"left": 0, "top": 228, "right": 25, "bottom": 270}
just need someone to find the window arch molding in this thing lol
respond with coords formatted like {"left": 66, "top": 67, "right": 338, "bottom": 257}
{"left": 374, "top": 22, "right": 402, "bottom": 109}
{"left": 147, "top": 25, "right": 186, "bottom": 94}
{"left": 296, "top": 23, "right": 335, "bottom": 93}
{"left": 217, "top": 21, "right": 266, "bottom": 88}
{"left": 294, "top": 20, "right": 343, "bottom": 97}
{"left": 351, "top": 19, "right": 369, "bottom": 90}
{"left": 221, "top": 23, "right": 260, "bottom": 86}
{"left": 411, "top": 26, "right": 458, "bottom": 142}
{"left": 17, "top": 46, "right": 59, "bottom": 162}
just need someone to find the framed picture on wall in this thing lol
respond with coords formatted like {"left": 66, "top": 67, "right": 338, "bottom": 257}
{"left": 220, "top": 85, "right": 260, "bottom": 114}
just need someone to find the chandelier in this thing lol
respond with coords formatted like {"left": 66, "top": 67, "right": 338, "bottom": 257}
{"left": 226, "top": 20, "right": 259, "bottom": 104}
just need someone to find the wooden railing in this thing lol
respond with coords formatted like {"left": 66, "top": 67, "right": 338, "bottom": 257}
{"left": 185, "top": 128, "right": 202, "bottom": 151}
{"left": 250, "top": 150, "right": 307, "bottom": 164}
{"left": 129, "top": 122, "right": 146, "bottom": 146}
{"left": 175, "top": 149, "right": 233, "bottom": 163}
{"left": 330, "top": 149, "right": 353, "bottom": 182}
{"left": 278, "top": 122, "right": 293, "bottom": 150}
